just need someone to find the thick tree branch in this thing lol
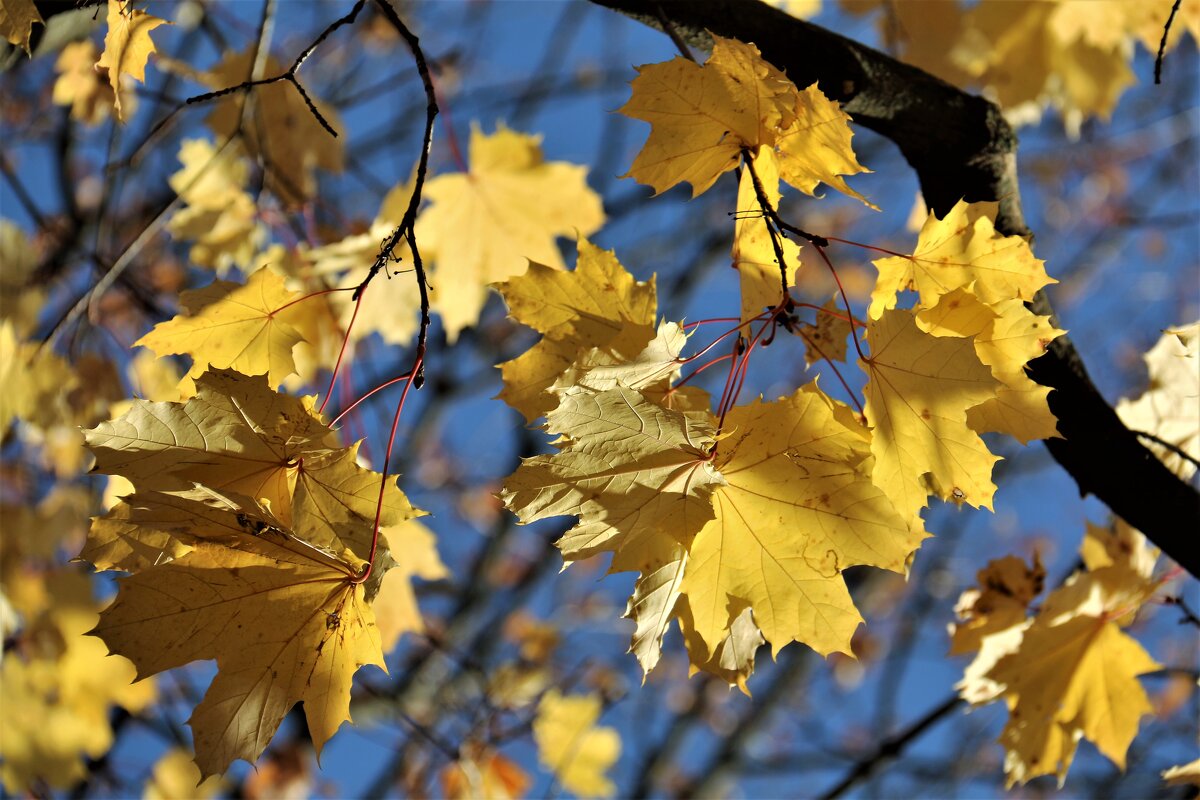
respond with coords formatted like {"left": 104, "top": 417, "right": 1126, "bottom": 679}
{"left": 590, "top": 0, "right": 1200, "bottom": 577}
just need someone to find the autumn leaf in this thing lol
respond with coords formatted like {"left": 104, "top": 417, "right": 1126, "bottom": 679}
{"left": 869, "top": 200, "right": 1056, "bottom": 320}
{"left": 0, "top": 601, "right": 155, "bottom": 794}
{"left": 948, "top": 552, "right": 1044, "bottom": 657}
{"left": 620, "top": 35, "right": 870, "bottom": 204}
{"left": 144, "top": 748, "right": 226, "bottom": 800}
{"left": 495, "top": 240, "right": 657, "bottom": 422}
{"left": 53, "top": 41, "right": 117, "bottom": 126}
{"left": 166, "top": 139, "right": 264, "bottom": 274}
{"left": 135, "top": 268, "right": 308, "bottom": 389}
{"left": 1163, "top": 759, "right": 1200, "bottom": 788}
{"left": 619, "top": 35, "right": 795, "bottom": 196}
{"left": 1116, "top": 321, "right": 1199, "bottom": 480}
{"left": 861, "top": 308, "right": 1002, "bottom": 522}
{"left": 84, "top": 369, "right": 334, "bottom": 510}
{"left": 96, "top": 0, "right": 168, "bottom": 122}
{"left": 916, "top": 287, "right": 1064, "bottom": 443}
{"left": 92, "top": 512, "right": 383, "bottom": 778}
{"left": 533, "top": 690, "right": 620, "bottom": 798}
{"left": 0, "top": 321, "right": 78, "bottom": 432}
{"left": 681, "top": 385, "right": 924, "bottom": 658}
{"left": 501, "top": 385, "right": 723, "bottom": 567}
{"left": 442, "top": 745, "right": 532, "bottom": 800}
{"left": 415, "top": 124, "right": 604, "bottom": 341}
{"left": 623, "top": 537, "right": 688, "bottom": 675}
{"left": 798, "top": 295, "right": 852, "bottom": 367}
{"left": 959, "top": 521, "right": 1163, "bottom": 787}
{"left": 203, "top": 52, "right": 343, "bottom": 206}
{"left": 0, "top": 0, "right": 41, "bottom": 53}
{"left": 676, "top": 601, "right": 765, "bottom": 695}
{"left": 373, "top": 520, "right": 448, "bottom": 653}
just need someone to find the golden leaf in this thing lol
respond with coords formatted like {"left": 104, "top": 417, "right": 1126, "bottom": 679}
{"left": 96, "top": 0, "right": 168, "bottom": 122}
{"left": 533, "top": 690, "right": 620, "bottom": 798}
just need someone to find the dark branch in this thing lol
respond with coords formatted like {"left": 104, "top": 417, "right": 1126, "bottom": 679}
{"left": 589, "top": 0, "right": 1200, "bottom": 578}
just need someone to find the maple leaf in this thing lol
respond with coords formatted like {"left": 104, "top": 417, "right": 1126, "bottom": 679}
{"left": 494, "top": 240, "right": 657, "bottom": 422}
{"left": 96, "top": 0, "right": 168, "bottom": 122}
{"left": 373, "top": 520, "right": 448, "bottom": 653}
{"left": 501, "top": 385, "right": 723, "bottom": 567}
{"left": 916, "top": 287, "right": 1065, "bottom": 443}
{"left": 144, "top": 748, "right": 225, "bottom": 800}
{"left": 91, "top": 496, "right": 383, "bottom": 777}
{"left": 0, "top": 220, "right": 43, "bottom": 336}
{"left": 533, "top": 690, "right": 620, "bottom": 798}
{"left": 677, "top": 601, "right": 765, "bottom": 695}
{"left": 623, "top": 537, "right": 688, "bottom": 675}
{"left": 0, "top": 321, "right": 78, "bottom": 432}
{"left": 1116, "top": 321, "right": 1199, "bottom": 480}
{"left": 619, "top": 35, "right": 796, "bottom": 197}
{"left": 166, "top": 139, "right": 264, "bottom": 274}
{"left": 135, "top": 268, "right": 308, "bottom": 389}
{"left": 861, "top": 308, "right": 1002, "bottom": 522}
{"left": 798, "top": 295, "right": 852, "bottom": 367}
{"left": 680, "top": 385, "right": 924, "bottom": 658}
{"left": 0, "top": 600, "right": 155, "bottom": 794}
{"left": 869, "top": 200, "right": 1056, "bottom": 320}
{"left": 948, "top": 553, "right": 1044, "bottom": 657}
{"left": 84, "top": 369, "right": 333, "bottom": 510}
{"left": 52, "top": 41, "right": 117, "bottom": 126}
{"left": 0, "top": 0, "right": 41, "bottom": 53}
{"left": 732, "top": 147, "right": 802, "bottom": 325}
{"left": 1163, "top": 759, "right": 1200, "bottom": 788}
{"left": 203, "top": 52, "right": 343, "bottom": 206}
{"left": 959, "top": 521, "right": 1163, "bottom": 787}
{"left": 620, "top": 35, "right": 871, "bottom": 204}
{"left": 415, "top": 124, "right": 604, "bottom": 341}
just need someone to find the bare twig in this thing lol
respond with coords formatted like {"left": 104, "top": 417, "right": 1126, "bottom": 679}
{"left": 1155, "top": 0, "right": 1183, "bottom": 84}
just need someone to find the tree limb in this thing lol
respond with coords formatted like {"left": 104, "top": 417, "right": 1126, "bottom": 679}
{"left": 589, "top": 0, "right": 1200, "bottom": 577}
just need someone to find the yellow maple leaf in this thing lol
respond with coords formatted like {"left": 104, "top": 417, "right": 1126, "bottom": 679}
{"left": 0, "top": 603, "right": 155, "bottom": 794}
{"left": 415, "top": 124, "right": 604, "bottom": 341}
{"left": 732, "top": 147, "right": 803, "bottom": 325}
{"left": 798, "top": 295, "right": 853, "bottom": 367}
{"left": 96, "top": 0, "right": 168, "bottom": 122}
{"left": 1163, "top": 759, "right": 1200, "bottom": 788}
{"left": 869, "top": 200, "right": 1056, "bottom": 320}
{"left": 677, "top": 601, "right": 765, "bottom": 695}
{"left": 620, "top": 35, "right": 870, "bottom": 204}
{"left": 501, "top": 385, "right": 723, "bottom": 567}
{"left": 681, "top": 385, "right": 924, "bottom": 658}
{"left": 916, "top": 287, "right": 1065, "bottom": 443}
{"left": 203, "top": 52, "right": 343, "bottom": 206}
{"left": 619, "top": 35, "right": 796, "bottom": 197}
{"left": 0, "top": 220, "right": 43, "bottom": 336}
{"left": 144, "top": 748, "right": 226, "bottom": 800}
{"left": 373, "top": 520, "right": 448, "bottom": 654}
{"left": 774, "top": 84, "right": 874, "bottom": 207}
{"left": 623, "top": 536, "right": 688, "bottom": 675}
{"left": 135, "top": 267, "right": 307, "bottom": 388}
{"left": 52, "top": 40, "right": 118, "bottom": 126}
{"left": 167, "top": 139, "right": 264, "bottom": 274}
{"left": 861, "top": 308, "right": 1002, "bottom": 522}
{"left": 961, "top": 522, "right": 1162, "bottom": 787}
{"left": 495, "top": 240, "right": 657, "bottom": 422}
{"left": 93, "top": 522, "right": 382, "bottom": 778}
{"left": 85, "top": 369, "right": 334, "bottom": 511}
{"left": 0, "top": 0, "right": 42, "bottom": 53}
{"left": 1116, "top": 321, "right": 1199, "bottom": 481}
{"left": 949, "top": 553, "right": 1044, "bottom": 657}
{"left": 533, "top": 690, "right": 620, "bottom": 798}
{"left": 0, "top": 321, "right": 79, "bottom": 431}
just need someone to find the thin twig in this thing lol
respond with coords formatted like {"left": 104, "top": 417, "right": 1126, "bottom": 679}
{"left": 1131, "top": 429, "right": 1200, "bottom": 471}
{"left": 1155, "top": 0, "right": 1183, "bottom": 84}
{"left": 817, "top": 695, "right": 964, "bottom": 800}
